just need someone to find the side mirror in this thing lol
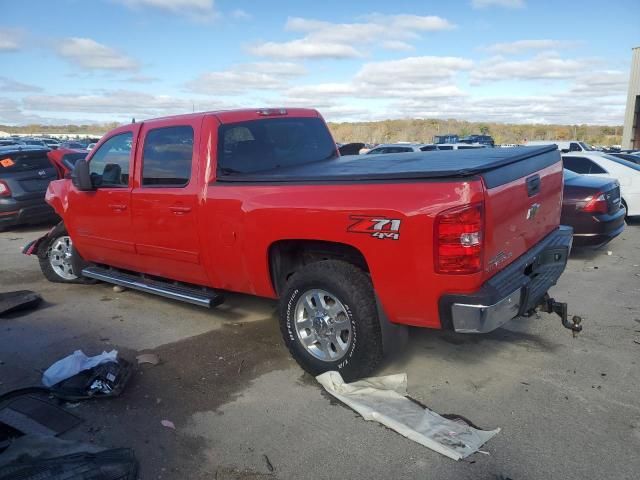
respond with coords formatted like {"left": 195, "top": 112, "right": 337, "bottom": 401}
{"left": 71, "top": 159, "right": 94, "bottom": 191}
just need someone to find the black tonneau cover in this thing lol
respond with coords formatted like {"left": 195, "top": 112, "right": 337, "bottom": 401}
{"left": 216, "top": 145, "right": 559, "bottom": 187}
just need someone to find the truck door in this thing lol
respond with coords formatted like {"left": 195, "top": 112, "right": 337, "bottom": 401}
{"left": 66, "top": 127, "right": 140, "bottom": 269}
{"left": 130, "top": 119, "right": 208, "bottom": 285}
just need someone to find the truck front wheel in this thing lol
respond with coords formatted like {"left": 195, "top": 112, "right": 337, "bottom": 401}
{"left": 38, "top": 228, "right": 92, "bottom": 284}
{"left": 279, "top": 260, "right": 383, "bottom": 381}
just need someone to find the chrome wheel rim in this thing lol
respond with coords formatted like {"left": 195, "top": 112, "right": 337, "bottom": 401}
{"left": 48, "top": 236, "right": 77, "bottom": 280}
{"left": 294, "top": 289, "right": 352, "bottom": 362}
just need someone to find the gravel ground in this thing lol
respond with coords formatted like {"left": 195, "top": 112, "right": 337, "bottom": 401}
{"left": 1, "top": 222, "right": 639, "bottom": 480}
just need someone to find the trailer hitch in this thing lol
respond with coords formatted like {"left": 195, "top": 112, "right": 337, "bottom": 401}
{"left": 537, "top": 294, "right": 582, "bottom": 336}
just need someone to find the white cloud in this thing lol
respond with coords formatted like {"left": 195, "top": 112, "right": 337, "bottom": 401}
{"left": 381, "top": 40, "right": 414, "bottom": 51}
{"left": 0, "top": 97, "right": 46, "bottom": 124}
{"left": 281, "top": 56, "right": 471, "bottom": 109}
{"left": 126, "top": 74, "right": 159, "bottom": 83}
{"left": 356, "top": 56, "right": 473, "bottom": 85}
{"left": 248, "top": 14, "right": 454, "bottom": 59}
{"left": 274, "top": 52, "right": 625, "bottom": 125}
{"left": 185, "top": 62, "right": 307, "bottom": 95}
{"left": 0, "top": 28, "right": 24, "bottom": 52}
{"left": 569, "top": 70, "right": 629, "bottom": 96}
{"left": 56, "top": 37, "right": 139, "bottom": 71}
{"left": 0, "top": 77, "right": 43, "bottom": 92}
{"left": 385, "top": 92, "right": 624, "bottom": 125}
{"left": 230, "top": 9, "right": 251, "bottom": 20}
{"left": 484, "top": 39, "right": 578, "bottom": 55}
{"left": 248, "top": 39, "right": 360, "bottom": 60}
{"left": 22, "top": 90, "right": 234, "bottom": 118}
{"left": 471, "top": 0, "right": 525, "bottom": 8}
{"left": 470, "top": 53, "right": 584, "bottom": 83}
{"left": 115, "top": 0, "right": 215, "bottom": 18}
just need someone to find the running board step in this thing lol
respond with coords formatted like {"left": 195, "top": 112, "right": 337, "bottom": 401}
{"left": 82, "top": 266, "right": 224, "bottom": 308}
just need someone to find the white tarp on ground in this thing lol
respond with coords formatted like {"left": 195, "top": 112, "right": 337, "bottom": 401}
{"left": 42, "top": 350, "right": 118, "bottom": 387}
{"left": 316, "top": 371, "right": 500, "bottom": 461}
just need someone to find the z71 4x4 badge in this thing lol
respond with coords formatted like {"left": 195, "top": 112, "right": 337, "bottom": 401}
{"left": 347, "top": 216, "right": 402, "bottom": 240}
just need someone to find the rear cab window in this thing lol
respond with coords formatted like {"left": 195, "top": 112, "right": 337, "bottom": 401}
{"left": 217, "top": 117, "right": 337, "bottom": 175}
{"left": 0, "top": 151, "right": 52, "bottom": 173}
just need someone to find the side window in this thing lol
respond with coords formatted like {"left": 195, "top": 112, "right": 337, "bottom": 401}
{"left": 386, "top": 147, "right": 412, "bottom": 153}
{"left": 89, "top": 132, "right": 133, "bottom": 187}
{"left": 569, "top": 142, "right": 581, "bottom": 152}
{"left": 438, "top": 145, "right": 453, "bottom": 150}
{"left": 588, "top": 161, "right": 607, "bottom": 174}
{"left": 562, "top": 157, "right": 590, "bottom": 174}
{"left": 420, "top": 145, "right": 437, "bottom": 151}
{"left": 563, "top": 157, "right": 607, "bottom": 174}
{"left": 142, "top": 126, "right": 194, "bottom": 187}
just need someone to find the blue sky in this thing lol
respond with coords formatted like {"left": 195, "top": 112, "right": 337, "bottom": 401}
{"left": 0, "top": 0, "right": 638, "bottom": 125}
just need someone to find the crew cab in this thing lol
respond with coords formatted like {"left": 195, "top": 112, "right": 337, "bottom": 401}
{"left": 25, "top": 108, "right": 580, "bottom": 380}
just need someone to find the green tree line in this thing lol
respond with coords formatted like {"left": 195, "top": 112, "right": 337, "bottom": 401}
{"left": 327, "top": 119, "right": 623, "bottom": 146}
{"left": 1, "top": 119, "right": 623, "bottom": 146}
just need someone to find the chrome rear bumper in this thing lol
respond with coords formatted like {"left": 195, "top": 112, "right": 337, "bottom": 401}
{"left": 450, "top": 289, "right": 522, "bottom": 333}
{"left": 439, "top": 226, "right": 573, "bottom": 334}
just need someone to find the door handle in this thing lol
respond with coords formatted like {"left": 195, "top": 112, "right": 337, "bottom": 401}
{"left": 526, "top": 174, "right": 541, "bottom": 197}
{"left": 169, "top": 206, "right": 192, "bottom": 215}
{"left": 109, "top": 203, "right": 127, "bottom": 211}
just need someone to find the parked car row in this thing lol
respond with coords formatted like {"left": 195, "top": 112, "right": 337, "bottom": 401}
{"left": 2, "top": 130, "right": 636, "bottom": 255}
{"left": 342, "top": 142, "right": 488, "bottom": 155}
{"left": 0, "top": 136, "right": 102, "bottom": 151}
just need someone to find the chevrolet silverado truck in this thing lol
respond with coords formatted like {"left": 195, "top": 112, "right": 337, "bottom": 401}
{"left": 24, "top": 108, "right": 581, "bottom": 380}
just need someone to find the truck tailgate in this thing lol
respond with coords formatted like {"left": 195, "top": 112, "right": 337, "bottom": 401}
{"left": 482, "top": 154, "right": 563, "bottom": 278}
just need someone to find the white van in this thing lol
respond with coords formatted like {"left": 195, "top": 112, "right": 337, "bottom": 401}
{"left": 525, "top": 140, "right": 594, "bottom": 153}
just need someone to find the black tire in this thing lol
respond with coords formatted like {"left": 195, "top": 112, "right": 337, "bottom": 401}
{"left": 279, "top": 260, "right": 383, "bottom": 381}
{"left": 621, "top": 199, "right": 629, "bottom": 222}
{"left": 38, "top": 227, "right": 93, "bottom": 284}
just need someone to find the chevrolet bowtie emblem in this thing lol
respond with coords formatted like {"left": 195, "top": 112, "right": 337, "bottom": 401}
{"left": 527, "top": 203, "right": 541, "bottom": 220}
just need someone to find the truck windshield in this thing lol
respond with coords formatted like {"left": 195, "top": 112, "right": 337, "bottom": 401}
{"left": 217, "top": 117, "right": 338, "bottom": 174}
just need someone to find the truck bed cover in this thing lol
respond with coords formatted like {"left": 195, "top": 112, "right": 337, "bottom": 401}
{"left": 216, "top": 145, "right": 559, "bottom": 187}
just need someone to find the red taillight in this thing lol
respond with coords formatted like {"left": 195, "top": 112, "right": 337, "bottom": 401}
{"left": 581, "top": 192, "right": 608, "bottom": 214}
{"left": 435, "top": 202, "right": 484, "bottom": 274}
{"left": 0, "top": 180, "right": 11, "bottom": 197}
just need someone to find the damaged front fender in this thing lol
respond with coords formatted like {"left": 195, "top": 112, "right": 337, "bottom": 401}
{"left": 22, "top": 222, "right": 66, "bottom": 258}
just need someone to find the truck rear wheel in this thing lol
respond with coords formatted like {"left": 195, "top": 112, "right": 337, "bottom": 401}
{"left": 279, "top": 260, "right": 383, "bottom": 381}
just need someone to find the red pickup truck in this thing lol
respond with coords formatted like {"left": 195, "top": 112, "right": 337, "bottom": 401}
{"left": 25, "top": 108, "right": 581, "bottom": 379}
